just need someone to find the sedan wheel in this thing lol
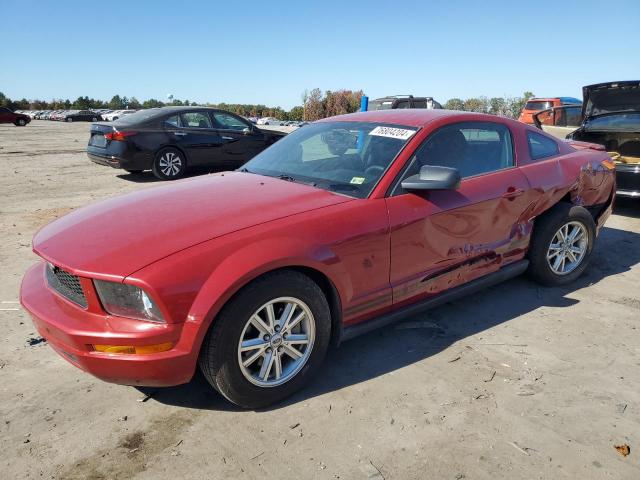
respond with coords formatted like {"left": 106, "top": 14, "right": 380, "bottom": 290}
{"left": 152, "top": 148, "right": 186, "bottom": 180}
{"left": 546, "top": 221, "right": 588, "bottom": 275}
{"left": 238, "top": 297, "right": 315, "bottom": 387}
{"left": 16, "top": 119, "right": 26, "bottom": 126}
{"left": 66, "top": 117, "right": 73, "bottom": 122}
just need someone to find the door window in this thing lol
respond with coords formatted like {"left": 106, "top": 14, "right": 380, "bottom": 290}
{"left": 393, "top": 121, "right": 514, "bottom": 194}
{"left": 165, "top": 115, "right": 181, "bottom": 128}
{"left": 212, "top": 112, "right": 249, "bottom": 131}
{"left": 527, "top": 131, "right": 559, "bottom": 160}
{"left": 395, "top": 100, "right": 410, "bottom": 109}
{"left": 180, "top": 112, "right": 212, "bottom": 128}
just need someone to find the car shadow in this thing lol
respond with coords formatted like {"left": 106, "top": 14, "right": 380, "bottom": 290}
{"left": 116, "top": 165, "right": 233, "bottom": 183}
{"left": 138, "top": 224, "right": 640, "bottom": 412}
{"left": 614, "top": 197, "right": 640, "bottom": 219}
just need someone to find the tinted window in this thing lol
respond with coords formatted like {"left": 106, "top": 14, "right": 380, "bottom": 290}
{"left": 412, "top": 100, "right": 427, "bottom": 108}
{"left": 525, "top": 101, "right": 553, "bottom": 111}
{"left": 395, "top": 101, "right": 410, "bottom": 109}
{"left": 395, "top": 122, "right": 513, "bottom": 192}
{"left": 213, "top": 112, "right": 249, "bottom": 130}
{"left": 527, "top": 131, "right": 559, "bottom": 159}
{"left": 367, "top": 100, "right": 393, "bottom": 111}
{"left": 181, "top": 112, "right": 212, "bottom": 128}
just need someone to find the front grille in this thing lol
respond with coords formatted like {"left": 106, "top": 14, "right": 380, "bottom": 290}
{"left": 45, "top": 263, "right": 88, "bottom": 308}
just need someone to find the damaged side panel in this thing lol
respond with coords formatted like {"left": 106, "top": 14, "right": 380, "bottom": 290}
{"left": 386, "top": 167, "right": 533, "bottom": 308}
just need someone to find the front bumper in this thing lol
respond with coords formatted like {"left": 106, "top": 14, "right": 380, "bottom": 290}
{"left": 615, "top": 163, "right": 640, "bottom": 198}
{"left": 20, "top": 262, "right": 198, "bottom": 387}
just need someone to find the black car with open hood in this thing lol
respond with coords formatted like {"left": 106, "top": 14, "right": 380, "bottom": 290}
{"left": 568, "top": 81, "right": 640, "bottom": 199}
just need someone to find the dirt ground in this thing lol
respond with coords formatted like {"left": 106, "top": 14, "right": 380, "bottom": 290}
{"left": 1, "top": 121, "right": 639, "bottom": 480}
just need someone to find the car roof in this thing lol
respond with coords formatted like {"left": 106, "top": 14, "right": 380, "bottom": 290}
{"left": 317, "top": 109, "right": 512, "bottom": 128}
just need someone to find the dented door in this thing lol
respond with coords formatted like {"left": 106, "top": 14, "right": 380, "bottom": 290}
{"left": 387, "top": 168, "right": 532, "bottom": 307}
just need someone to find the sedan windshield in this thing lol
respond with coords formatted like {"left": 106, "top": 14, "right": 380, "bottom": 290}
{"left": 242, "top": 121, "right": 417, "bottom": 198}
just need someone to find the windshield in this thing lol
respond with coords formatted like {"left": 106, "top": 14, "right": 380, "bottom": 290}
{"left": 584, "top": 113, "right": 640, "bottom": 132}
{"left": 367, "top": 100, "right": 394, "bottom": 111}
{"left": 524, "top": 101, "right": 553, "bottom": 111}
{"left": 242, "top": 121, "right": 417, "bottom": 198}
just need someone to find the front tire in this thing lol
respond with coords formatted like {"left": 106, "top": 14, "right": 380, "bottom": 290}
{"left": 15, "top": 118, "right": 26, "bottom": 126}
{"left": 198, "top": 270, "right": 331, "bottom": 408}
{"left": 528, "top": 203, "right": 596, "bottom": 286}
{"left": 66, "top": 117, "right": 73, "bottom": 122}
{"left": 152, "top": 148, "right": 186, "bottom": 180}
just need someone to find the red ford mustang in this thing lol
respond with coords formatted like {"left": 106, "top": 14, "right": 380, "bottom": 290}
{"left": 21, "top": 110, "right": 615, "bottom": 408}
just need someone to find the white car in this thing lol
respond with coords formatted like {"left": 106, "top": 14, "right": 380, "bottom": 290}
{"left": 102, "top": 109, "right": 137, "bottom": 121}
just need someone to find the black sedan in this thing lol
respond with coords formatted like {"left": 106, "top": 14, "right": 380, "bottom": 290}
{"left": 63, "top": 110, "right": 101, "bottom": 122}
{"left": 87, "top": 107, "right": 287, "bottom": 180}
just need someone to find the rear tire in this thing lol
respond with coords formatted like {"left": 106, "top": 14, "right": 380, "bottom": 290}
{"left": 66, "top": 117, "right": 73, "bottom": 122}
{"left": 15, "top": 118, "right": 26, "bottom": 126}
{"left": 528, "top": 203, "right": 596, "bottom": 286}
{"left": 92, "top": 117, "right": 98, "bottom": 122}
{"left": 152, "top": 148, "right": 186, "bottom": 180}
{"left": 198, "top": 270, "right": 331, "bottom": 409}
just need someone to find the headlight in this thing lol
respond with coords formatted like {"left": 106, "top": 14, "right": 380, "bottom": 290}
{"left": 93, "top": 280, "right": 165, "bottom": 323}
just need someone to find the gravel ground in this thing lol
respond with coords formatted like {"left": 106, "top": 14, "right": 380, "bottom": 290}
{"left": 1, "top": 121, "right": 639, "bottom": 479}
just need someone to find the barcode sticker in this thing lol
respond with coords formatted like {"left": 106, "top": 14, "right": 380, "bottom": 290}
{"left": 369, "top": 126, "right": 416, "bottom": 140}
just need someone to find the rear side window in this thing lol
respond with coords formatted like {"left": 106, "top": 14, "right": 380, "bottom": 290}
{"left": 527, "top": 131, "right": 559, "bottom": 160}
{"left": 180, "top": 112, "right": 212, "bottom": 128}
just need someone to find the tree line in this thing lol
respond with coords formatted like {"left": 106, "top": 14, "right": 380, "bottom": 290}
{"left": 1, "top": 90, "right": 536, "bottom": 121}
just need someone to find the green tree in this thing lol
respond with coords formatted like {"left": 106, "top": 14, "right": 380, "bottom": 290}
{"left": 444, "top": 98, "right": 465, "bottom": 110}
{"left": 288, "top": 106, "right": 304, "bottom": 121}
{"left": 108, "top": 95, "right": 125, "bottom": 109}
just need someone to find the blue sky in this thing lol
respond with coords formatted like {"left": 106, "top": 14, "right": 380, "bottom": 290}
{"left": 1, "top": 0, "right": 638, "bottom": 109}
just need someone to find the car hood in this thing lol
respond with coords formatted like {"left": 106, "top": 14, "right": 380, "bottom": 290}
{"left": 582, "top": 81, "right": 640, "bottom": 119}
{"left": 33, "top": 172, "right": 352, "bottom": 278}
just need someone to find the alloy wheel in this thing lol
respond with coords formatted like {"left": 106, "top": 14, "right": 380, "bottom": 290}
{"left": 237, "top": 297, "right": 315, "bottom": 387}
{"left": 546, "top": 221, "right": 588, "bottom": 275}
{"left": 158, "top": 152, "right": 183, "bottom": 177}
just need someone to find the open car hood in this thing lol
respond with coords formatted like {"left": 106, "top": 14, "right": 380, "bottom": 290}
{"left": 582, "top": 81, "right": 640, "bottom": 119}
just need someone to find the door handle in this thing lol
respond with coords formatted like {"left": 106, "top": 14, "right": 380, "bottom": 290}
{"left": 502, "top": 188, "right": 525, "bottom": 199}
{"left": 221, "top": 136, "right": 234, "bottom": 140}
{"left": 174, "top": 132, "right": 187, "bottom": 136}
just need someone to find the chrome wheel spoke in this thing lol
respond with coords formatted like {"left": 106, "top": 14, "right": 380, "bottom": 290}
{"left": 240, "top": 337, "right": 269, "bottom": 352}
{"left": 285, "top": 334, "right": 309, "bottom": 345}
{"left": 282, "top": 343, "right": 303, "bottom": 359}
{"left": 259, "top": 350, "right": 275, "bottom": 381}
{"left": 274, "top": 352, "right": 283, "bottom": 379}
{"left": 250, "top": 314, "right": 271, "bottom": 336}
{"left": 243, "top": 348, "right": 265, "bottom": 368}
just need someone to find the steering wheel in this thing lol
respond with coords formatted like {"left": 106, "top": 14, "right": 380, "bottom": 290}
{"left": 364, "top": 165, "right": 385, "bottom": 177}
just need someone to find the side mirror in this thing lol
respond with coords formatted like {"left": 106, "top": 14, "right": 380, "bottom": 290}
{"left": 401, "top": 165, "right": 461, "bottom": 192}
{"left": 242, "top": 127, "right": 252, "bottom": 135}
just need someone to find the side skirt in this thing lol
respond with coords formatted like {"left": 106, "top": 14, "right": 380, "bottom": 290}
{"left": 340, "top": 259, "right": 529, "bottom": 342}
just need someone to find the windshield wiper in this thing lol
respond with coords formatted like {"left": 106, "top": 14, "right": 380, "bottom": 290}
{"left": 237, "top": 167, "right": 253, "bottom": 173}
{"left": 277, "top": 174, "right": 297, "bottom": 182}
{"left": 327, "top": 183, "right": 361, "bottom": 192}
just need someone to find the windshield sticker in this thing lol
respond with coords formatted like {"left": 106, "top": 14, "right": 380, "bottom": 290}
{"left": 350, "top": 176, "right": 365, "bottom": 185}
{"left": 369, "top": 126, "right": 416, "bottom": 140}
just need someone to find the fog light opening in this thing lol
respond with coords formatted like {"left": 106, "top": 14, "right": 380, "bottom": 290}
{"left": 92, "top": 342, "right": 173, "bottom": 355}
